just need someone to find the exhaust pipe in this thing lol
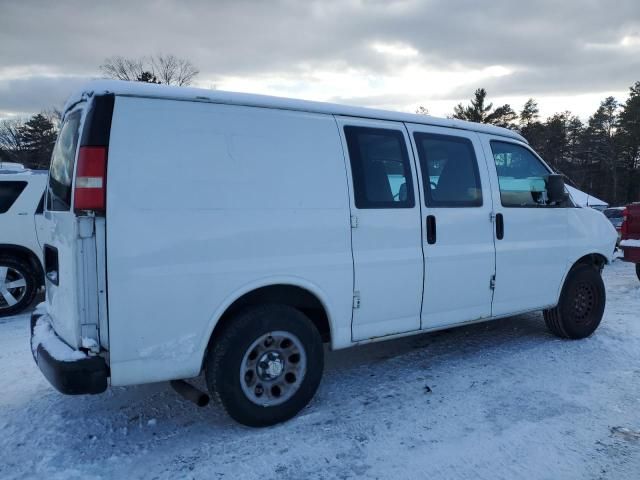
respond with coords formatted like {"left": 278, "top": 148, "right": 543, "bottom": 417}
{"left": 170, "top": 380, "right": 210, "bottom": 407}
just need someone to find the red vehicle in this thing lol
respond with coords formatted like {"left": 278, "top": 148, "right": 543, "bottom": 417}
{"left": 620, "top": 203, "right": 640, "bottom": 281}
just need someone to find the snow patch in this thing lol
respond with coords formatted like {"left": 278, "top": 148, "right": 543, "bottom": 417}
{"left": 4, "top": 262, "right": 640, "bottom": 479}
{"left": 620, "top": 239, "right": 640, "bottom": 248}
{"left": 566, "top": 185, "right": 608, "bottom": 207}
{"left": 34, "top": 301, "right": 48, "bottom": 316}
{"left": 82, "top": 337, "right": 99, "bottom": 350}
{"left": 31, "top": 315, "right": 85, "bottom": 362}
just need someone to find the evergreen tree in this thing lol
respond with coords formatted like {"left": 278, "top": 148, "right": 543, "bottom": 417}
{"left": 617, "top": 82, "right": 640, "bottom": 201}
{"left": 17, "top": 113, "right": 57, "bottom": 169}
{"left": 136, "top": 71, "right": 160, "bottom": 84}
{"left": 581, "top": 97, "right": 619, "bottom": 202}
{"left": 540, "top": 112, "right": 570, "bottom": 171}
{"left": 485, "top": 104, "right": 518, "bottom": 128}
{"left": 453, "top": 88, "right": 517, "bottom": 128}
{"left": 453, "top": 88, "right": 493, "bottom": 123}
{"left": 519, "top": 98, "right": 539, "bottom": 127}
{"left": 518, "top": 99, "right": 546, "bottom": 153}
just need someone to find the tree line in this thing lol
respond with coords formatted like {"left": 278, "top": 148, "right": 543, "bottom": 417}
{"left": 418, "top": 84, "right": 640, "bottom": 205}
{"left": 1, "top": 56, "right": 639, "bottom": 205}
{"left": 0, "top": 111, "right": 60, "bottom": 169}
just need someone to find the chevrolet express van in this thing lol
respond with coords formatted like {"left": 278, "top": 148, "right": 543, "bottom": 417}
{"left": 31, "top": 81, "right": 618, "bottom": 427}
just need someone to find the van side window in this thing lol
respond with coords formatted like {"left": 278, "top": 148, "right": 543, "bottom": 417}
{"left": 0, "top": 181, "right": 27, "bottom": 214}
{"left": 344, "top": 126, "right": 415, "bottom": 209}
{"left": 48, "top": 110, "right": 81, "bottom": 211}
{"left": 413, "top": 133, "right": 482, "bottom": 207}
{"left": 490, "top": 141, "right": 554, "bottom": 208}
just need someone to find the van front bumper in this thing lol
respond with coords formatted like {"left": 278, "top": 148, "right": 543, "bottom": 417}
{"left": 30, "top": 312, "right": 108, "bottom": 395}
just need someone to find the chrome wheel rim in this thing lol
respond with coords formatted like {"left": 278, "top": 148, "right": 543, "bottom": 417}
{"left": 0, "top": 266, "right": 27, "bottom": 310}
{"left": 240, "top": 331, "right": 307, "bottom": 407}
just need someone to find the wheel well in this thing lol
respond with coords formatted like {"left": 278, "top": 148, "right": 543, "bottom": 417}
{"left": 0, "top": 244, "right": 44, "bottom": 285}
{"left": 210, "top": 285, "right": 331, "bottom": 346}
{"left": 574, "top": 253, "right": 607, "bottom": 271}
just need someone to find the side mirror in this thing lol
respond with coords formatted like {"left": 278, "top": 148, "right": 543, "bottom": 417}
{"left": 546, "top": 174, "right": 567, "bottom": 204}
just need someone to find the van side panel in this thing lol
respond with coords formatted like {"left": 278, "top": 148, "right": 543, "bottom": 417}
{"left": 106, "top": 98, "right": 353, "bottom": 386}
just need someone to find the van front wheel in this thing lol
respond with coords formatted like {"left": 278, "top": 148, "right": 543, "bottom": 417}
{"left": 544, "top": 264, "right": 605, "bottom": 339}
{"left": 205, "top": 305, "right": 324, "bottom": 427}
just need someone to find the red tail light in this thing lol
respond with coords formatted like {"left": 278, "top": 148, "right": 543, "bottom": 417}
{"left": 621, "top": 207, "right": 629, "bottom": 238}
{"left": 74, "top": 146, "right": 106, "bottom": 213}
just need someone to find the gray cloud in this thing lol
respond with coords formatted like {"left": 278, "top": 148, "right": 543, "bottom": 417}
{"left": 1, "top": 0, "right": 639, "bottom": 116}
{"left": 0, "top": 75, "right": 91, "bottom": 116}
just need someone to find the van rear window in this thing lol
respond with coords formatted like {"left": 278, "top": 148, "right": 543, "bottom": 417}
{"left": 344, "top": 126, "right": 415, "bottom": 209}
{"left": 48, "top": 110, "right": 81, "bottom": 211}
{"left": 0, "top": 181, "right": 27, "bottom": 214}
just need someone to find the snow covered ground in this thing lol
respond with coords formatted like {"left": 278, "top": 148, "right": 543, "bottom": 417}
{"left": 1, "top": 260, "right": 639, "bottom": 480}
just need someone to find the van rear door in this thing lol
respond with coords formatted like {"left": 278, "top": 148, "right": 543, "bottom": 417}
{"left": 336, "top": 117, "right": 424, "bottom": 341}
{"left": 43, "top": 96, "right": 112, "bottom": 350}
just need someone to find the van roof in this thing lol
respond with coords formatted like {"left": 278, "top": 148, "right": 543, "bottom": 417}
{"left": 65, "top": 80, "right": 527, "bottom": 143}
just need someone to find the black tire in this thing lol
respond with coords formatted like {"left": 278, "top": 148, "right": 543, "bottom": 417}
{"left": 0, "top": 255, "right": 38, "bottom": 318}
{"left": 205, "top": 305, "right": 324, "bottom": 427}
{"left": 544, "top": 264, "right": 605, "bottom": 339}
{"left": 636, "top": 263, "right": 640, "bottom": 282}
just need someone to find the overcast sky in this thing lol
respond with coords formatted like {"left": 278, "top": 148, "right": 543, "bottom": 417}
{"left": 1, "top": 0, "right": 639, "bottom": 120}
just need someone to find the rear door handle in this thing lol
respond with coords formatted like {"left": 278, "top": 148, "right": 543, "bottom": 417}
{"left": 496, "top": 213, "right": 504, "bottom": 240}
{"left": 426, "top": 215, "right": 437, "bottom": 244}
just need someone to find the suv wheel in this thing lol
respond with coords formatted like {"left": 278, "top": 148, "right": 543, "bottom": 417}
{"left": 0, "top": 255, "right": 38, "bottom": 318}
{"left": 205, "top": 305, "right": 324, "bottom": 427}
{"left": 544, "top": 264, "right": 605, "bottom": 339}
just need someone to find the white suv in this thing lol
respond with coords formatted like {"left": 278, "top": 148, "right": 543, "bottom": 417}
{"left": 0, "top": 163, "right": 47, "bottom": 316}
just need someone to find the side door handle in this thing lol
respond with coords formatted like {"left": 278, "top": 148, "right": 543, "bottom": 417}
{"left": 426, "top": 215, "right": 437, "bottom": 244}
{"left": 496, "top": 213, "right": 504, "bottom": 240}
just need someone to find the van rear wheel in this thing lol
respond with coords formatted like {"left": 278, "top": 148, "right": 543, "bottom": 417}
{"left": 544, "top": 264, "right": 605, "bottom": 339}
{"left": 205, "top": 305, "right": 324, "bottom": 427}
{"left": 0, "top": 256, "right": 37, "bottom": 318}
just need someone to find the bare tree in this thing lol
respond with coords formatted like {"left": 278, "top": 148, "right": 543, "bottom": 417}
{"left": 99, "top": 56, "right": 146, "bottom": 81}
{"left": 151, "top": 54, "right": 199, "bottom": 86}
{"left": 0, "top": 119, "right": 24, "bottom": 161}
{"left": 100, "top": 54, "right": 199, "bottom": 86}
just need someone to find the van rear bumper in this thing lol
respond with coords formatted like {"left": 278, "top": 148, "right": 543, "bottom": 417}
{"left": 30, "top": 312, "right": 108, "bottom": 395}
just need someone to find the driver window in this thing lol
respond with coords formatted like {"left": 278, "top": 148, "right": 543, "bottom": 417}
{"left": 490, "top": 141, "right": 554, "bottom": 208}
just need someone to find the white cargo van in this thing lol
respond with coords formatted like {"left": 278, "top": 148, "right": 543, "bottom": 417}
{"left": 32, "top": 81, "right": 617, "bottom": 427}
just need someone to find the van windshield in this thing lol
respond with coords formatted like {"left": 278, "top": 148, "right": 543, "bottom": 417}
{"left": 48, "top": 110, "right": 81, "bottom": 211}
